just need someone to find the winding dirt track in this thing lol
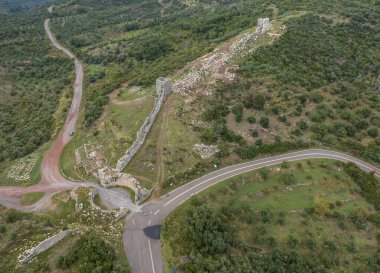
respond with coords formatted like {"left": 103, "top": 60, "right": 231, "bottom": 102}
{"left": 0, "top": 18, "right": 82, "bottom": 211}
{"left": 0, "top": 15, "right": 137, "bottom": 212}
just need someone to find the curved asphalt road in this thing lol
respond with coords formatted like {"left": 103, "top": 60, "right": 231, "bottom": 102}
{"left": 124, "top": 149, "right": 380, "bottom": 273}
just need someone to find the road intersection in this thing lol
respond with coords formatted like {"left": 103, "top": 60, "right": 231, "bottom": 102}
{"left": 124, "top": 149, "right": 380, "bottom": 273}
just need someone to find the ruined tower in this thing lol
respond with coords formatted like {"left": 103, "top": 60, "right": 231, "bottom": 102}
{"left": 256, "top": 18, "right": 272, "bottom": 35}
{"left": 156, "top": 77, "right": 172, "bottom": 97}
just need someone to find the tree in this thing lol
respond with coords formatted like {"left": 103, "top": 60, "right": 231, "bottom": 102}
{"left": 56, "top": 231, "right": 124, "bottom": 273}
{"left": 187, "top": 205, "right": 232, "bottom": 254}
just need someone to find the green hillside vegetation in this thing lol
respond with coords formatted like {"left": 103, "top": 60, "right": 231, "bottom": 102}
{"left": 48, "top": 0, "right": 379, "bottom": 193}
{"left": 235, "top": 13, "right": 380, "bottom": 161}
{"left": 162, "top": 159, "right": 380, "bottom": 273}
{"left": 128, "top": 1, "right": 379, "bottom": 192}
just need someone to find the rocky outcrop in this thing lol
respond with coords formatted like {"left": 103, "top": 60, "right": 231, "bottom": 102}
{"left": 116, "top": 77, "right": 172, "bottom": 171}
{"left": 18, "top": 230, "right": 71, "bottom": 263}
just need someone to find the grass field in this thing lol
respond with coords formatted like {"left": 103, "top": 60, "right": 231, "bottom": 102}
{"left": 162, "top": 159, "right": 379, "bottom": 272}
{"left": 20, "top": 192, "right": 44, "bottom": 206}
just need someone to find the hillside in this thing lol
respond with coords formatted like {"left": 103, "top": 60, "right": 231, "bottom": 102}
{"left": 0, "top": 5, "right": 74, "bottom": 185}
{"left": 0, "top": 1, "right": 379, "bottom": 273}
{"left": 163, "top": 160, "right": 380, "bottom": 272}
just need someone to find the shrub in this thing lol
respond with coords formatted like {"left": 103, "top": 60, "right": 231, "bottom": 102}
{"left": 232, "top": 104, "right": 243, "bottom": 123}
{"left": 297, "top": 120, "right": 308, "bottom": 130}
{"left": 259, "top": 168, "right": 269, "bottom": 180}
{"left": 314, "top": 196, "right": 330, "bottom": 216}
{"left": 247, "top": 115, "right": 256, "bottom": 123}
{"left": 244, "top": 94, "right": 265, "bottom": 110}
{"left": 368, "top": 128, "right": 378, "bottom": 138}
{"left": 260, "top": 116, "right": 269, "bottom": 128}
{"left": 280, "top": 173, "right": 296, "bottom": 185}
{"left": 4, "top": 209, "right": 23, "bottom": 223}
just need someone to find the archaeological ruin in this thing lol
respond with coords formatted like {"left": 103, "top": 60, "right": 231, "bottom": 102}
{"left": 116, "top": 77, "right": 172, "bottom": 171}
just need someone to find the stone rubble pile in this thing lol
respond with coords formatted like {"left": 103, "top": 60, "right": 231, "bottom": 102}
{"left": 193, "top": 144, "right": 220, "bottom": 159}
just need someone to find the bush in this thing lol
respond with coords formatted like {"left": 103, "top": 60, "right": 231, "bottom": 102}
{"left": 314, "top": 196, "right": 330, "bottom": 216}
{"left": 280, "top": 173, "right": 295, "bottom": 185}
{"left": 297, "top": 120, "right": 308, "bottom": 130}
{"left": 260, "top": 116, "right": 269, "bottom": 128}
{"left": 247, "top": 115, "right": 256, "bottom": 123}
{"left": 368, "top": 128, "right": 378, "bottom": 138}
{"left": 244, "top": 94, "right": 265, "bottom": 110}
{"left": 259, "top": 168, "right": 269, "bottom": 180}
{"left": 4, "top": 209, "right": 23, "bottom": 223}
{"left": 343, "top": 163, "right": 380, "bottom": 209}
{"left": 232, "top": 104, "right": 243, "bottom": 123}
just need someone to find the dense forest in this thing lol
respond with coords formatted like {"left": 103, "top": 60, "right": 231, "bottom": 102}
{"left": 0, "top": 7, "right": 73, "bottom": 162}
{"left": 0, "top": 0, "right": 51, "bottom": 14}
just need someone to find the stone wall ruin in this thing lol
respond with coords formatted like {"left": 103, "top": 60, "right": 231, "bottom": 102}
{"left": 116, "top": 77, "right": 172, "bottom": 172}
{"left": 18, "top": 230, "right": 71, "bottom": 263}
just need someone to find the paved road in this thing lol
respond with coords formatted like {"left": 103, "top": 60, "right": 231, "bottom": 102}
{"left": 123, "top": 149, "right": 380, "bottom": 273}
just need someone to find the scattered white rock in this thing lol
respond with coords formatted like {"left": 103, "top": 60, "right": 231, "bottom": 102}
{"left": 7, "top": 154, "right": 39, "bottom": 182}
{"left": 193, "top": 144, "right": 220, "bottom": 159}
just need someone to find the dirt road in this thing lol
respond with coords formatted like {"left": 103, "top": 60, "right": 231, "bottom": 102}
{"left": 0, "top": 13, "right": 135, "bottom": 212}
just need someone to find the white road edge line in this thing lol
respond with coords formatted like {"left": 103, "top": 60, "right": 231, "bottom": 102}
{"left": 162, "top": 149, "right": 323, "bottom": 198}
{"left": 132, "top": 218, "right": 136, "bottom": 226}
{"left": 163, "top": 152, "right": 377, "bottom": 207}
{"left": 154, "top": 209, "right": 160, "bottom": 215}
{"left": 148, "top": 240, "right": 156, "bottom": 273}
{"left": 137, "top": 233, "right": 142, "bottom": 273}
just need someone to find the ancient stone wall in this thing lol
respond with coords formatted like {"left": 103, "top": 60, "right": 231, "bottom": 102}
{"left": 115, "top": 77, "right": 172, "bottom": 172}
{"left": 18, "top": 230, "right": 71, "bottom": 263}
